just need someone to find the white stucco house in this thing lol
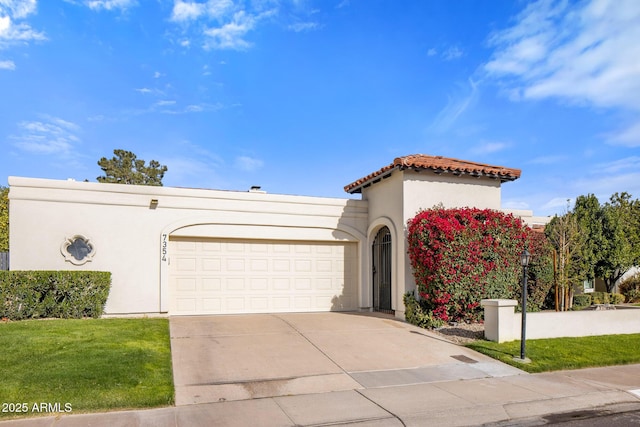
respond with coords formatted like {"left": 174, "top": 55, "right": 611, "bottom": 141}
{"left": 8, "top": 154, "right": 546, "bottom": 319}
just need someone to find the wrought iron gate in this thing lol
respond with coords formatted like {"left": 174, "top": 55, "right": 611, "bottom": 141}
{"left": 372, "top": 227, "right": 392, "bottom": 313}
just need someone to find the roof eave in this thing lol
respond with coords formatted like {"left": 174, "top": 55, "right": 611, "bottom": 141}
{"left": 346, "top": 167, "right": 520, "bottom": 193}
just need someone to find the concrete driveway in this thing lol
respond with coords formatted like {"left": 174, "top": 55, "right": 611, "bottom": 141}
{"left": 169, "top": 312, "right": 523, "bottom": 406}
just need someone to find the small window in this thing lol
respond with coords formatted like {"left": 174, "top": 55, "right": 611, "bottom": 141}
{"left": 61, "top": 235, "right": 95, "bottom": 265}
{"left": 583, "top": 278, "right": 595, "bottom": 293}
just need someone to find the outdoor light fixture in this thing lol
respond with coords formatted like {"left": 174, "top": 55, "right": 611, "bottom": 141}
{"left": 518, "top": 249, "right": 531, "bottom": 362}
{"left": 520, "top": 250, "right": 531, "bottom": 268}
{"left": 150, "top": 199, "right": 159, "bottom": 209}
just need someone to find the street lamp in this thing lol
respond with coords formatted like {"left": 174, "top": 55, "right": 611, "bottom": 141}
{"left": 519, "top": 249, "right": 531, "bottom": 362}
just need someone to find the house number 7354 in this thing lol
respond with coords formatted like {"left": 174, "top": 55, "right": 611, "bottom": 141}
{"left": 161, "top": 234, "right": 167, "bottom": 262}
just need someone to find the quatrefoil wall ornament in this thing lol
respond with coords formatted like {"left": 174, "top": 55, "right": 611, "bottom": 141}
{"left": 60, "top": 235, "right": 95, "bottom": 265}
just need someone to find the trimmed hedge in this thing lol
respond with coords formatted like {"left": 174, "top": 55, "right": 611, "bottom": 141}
{"left": 0, "top": 271, "right": 111, "bottom": 320}
{"left": 572, "top": 294, "right": 592, "bottom": 309}
{"left": 592, "top": 291, "right": 625, "bottom": 305}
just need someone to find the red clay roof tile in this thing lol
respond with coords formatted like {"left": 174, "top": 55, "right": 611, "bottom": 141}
{"left": 344, "top": 154, "right": 521, "bottom": 194}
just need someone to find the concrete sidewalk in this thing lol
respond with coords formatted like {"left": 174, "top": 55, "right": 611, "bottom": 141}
{"left": 3, "top": 364, "right": 640, "bottom": 426}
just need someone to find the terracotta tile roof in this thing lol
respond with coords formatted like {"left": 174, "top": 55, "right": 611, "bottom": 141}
{"left": 344, "top": 154, "right": 521, "bottom": 194}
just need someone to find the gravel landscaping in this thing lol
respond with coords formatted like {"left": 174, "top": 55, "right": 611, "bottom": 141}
{"left": 433, "top": 322, "right": 485, "bottom": 344}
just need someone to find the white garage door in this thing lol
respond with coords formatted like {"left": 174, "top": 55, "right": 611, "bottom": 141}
{"left": 169, "top": 237, "right": 358, "bottom": 315}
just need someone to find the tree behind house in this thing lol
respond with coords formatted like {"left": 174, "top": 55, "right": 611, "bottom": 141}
{"left": 97, "top": 149, "right": 168, "bottom": 186}
{"left": 545, "top": 209, "right": 584, "bottom": 310}
{"left": 598, "top": 193, "right": 640, "bottom": 292}
{"left": 548, "top": 192, "right": 640, "bottom": 294}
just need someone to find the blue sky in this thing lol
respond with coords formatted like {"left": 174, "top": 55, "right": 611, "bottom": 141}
{"left": 1, "top": 0, "right": 639, "bottom": 216}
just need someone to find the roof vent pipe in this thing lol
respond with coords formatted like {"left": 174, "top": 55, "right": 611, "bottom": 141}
{"left": 249, "top": 186, "right": 266, "bottom": 193}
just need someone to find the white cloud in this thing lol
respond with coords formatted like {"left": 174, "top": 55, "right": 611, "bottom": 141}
{"left": 288, "top": 21, "right": 318, "bottom": 32}
{"left": 184, "top": 104, "right": 203, "bottom": 112}
{"left": 168, "top": 0, "right": 281, "bottom": 51}
{"left": 606, "top": 121, "right": 640, "bottom": 147}
{"left": 528, "top": 154, "right": 567, "bottom": 165}
{"left": 135, "top": 87, "right": 165, "bottom": 97}
{"left": 0, "top": 15, "right": 8, "bottom": 33}
{"left": 471, "top": 141, "right": 508, "bottom": 154}
{"left": 84, "top": 0, "right": 137, "bottom": 11}
{"left": 154, "top": 99, "right": 177, "bottom": 107}
{"left": 0, "top": 1, "right": 46, "bottom": 49}
{"left": 10, "top": 116, "right": 81, "bottom": 155}
{"left": 0, "top": 59, "right": 14, "bottom": 69}
{"left": 336, "top": 0, "right": 349, "bottom": 8}
{"left": 594, "top": 156, "right": 640, "bottom": 174}
{"left": 204, "top": 11, "right": 256, "bottom": 50}
{"left": 171, "top": 0, "right": 233, "bottom": 22}
{"left": 427, "top": 48, "right": 437, "bottom": 57}
{"left": 235, "top": 155, "right": 263, "bottom": 172}
{"left": 430, "top": 78, "right": 479, "bottom": 133}
{"left": 130, "top": 100, "right": 223, "bottom": 115}
{"left": 485, "top": 0, "right": 640, "bottom": 111}
{"left": 170, "top": 0, "right": 205, "bottom": 22}
{"left": 206, "top": 0, "right": 233, "bottom": 19}
{"left": 0, "top": 0, "right": 36, "bottom": 18}
{"left": 442, "top": 46, "right": 463, "bottom": 61}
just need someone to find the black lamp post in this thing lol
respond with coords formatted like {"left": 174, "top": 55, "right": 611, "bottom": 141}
{"left": 519, "top": 249, "right": 531, "bottom": 361}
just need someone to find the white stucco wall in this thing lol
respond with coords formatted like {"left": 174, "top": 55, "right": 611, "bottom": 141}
{"left": 482, "top": 299, "right": 640, "bottom": 342}
{"left": 402, "top": 170, "right": 502, "bottom": 216}
{"left": 9, "top": 177, "right": 369, "bottom": 315}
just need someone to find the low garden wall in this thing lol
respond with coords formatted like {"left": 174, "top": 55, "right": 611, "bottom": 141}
{"left": 481, "top": 299, "right": 640, "bottom": 343}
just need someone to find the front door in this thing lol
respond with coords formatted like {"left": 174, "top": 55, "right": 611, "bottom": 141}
{"left": 372, "top": 227, "right": 392, "bottom": 313}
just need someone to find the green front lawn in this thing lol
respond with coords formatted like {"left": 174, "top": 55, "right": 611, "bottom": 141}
{"left": 0, "top": 318, "right": 174, "bottom": 418}
{"left": 467, "top": 333, "right": 640, "bottom": 373}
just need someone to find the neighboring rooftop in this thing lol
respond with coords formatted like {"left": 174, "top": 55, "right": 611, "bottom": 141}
{"left": 344, "top": 154, "right": 522, "bottom": 194}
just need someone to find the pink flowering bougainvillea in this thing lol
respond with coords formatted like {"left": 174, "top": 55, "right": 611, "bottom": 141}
{"left": 407, "top": 207, "right": 553, "bottom": 323}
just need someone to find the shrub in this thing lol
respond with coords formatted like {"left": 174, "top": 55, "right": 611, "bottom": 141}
{"left": 403, "top": 292, "right": 444, "bottom": 329}
{"left": 572, "top": 294, "right": 592, "bottom": 309}
{"left": 407, "top": 207, "right": 552, "bottom": 323}
{"left": 626, "top": 290, "right": 640, "bottom": 303}
{"left": 592, "top": 292, "right": 609, "bottom": 304}
{"left": 0, "top": 271, "right": 111, "bottom": 320}
{"left": 610, "top": 293, "right": 625, "bottom": 305}
{"left": 619, "top": 274, "right": 640, "bottom": 303}
{"left": 526, "top": 231, "right": 555, "bottom": 311}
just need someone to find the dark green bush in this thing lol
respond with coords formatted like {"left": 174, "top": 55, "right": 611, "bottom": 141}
{"left": 573, "top": 294, "right": 592, "bottom": 309}
{"left": 403, "top": 292, "right": 445, "bottom": 329}
{"left": 0, "top": 271, "right": 111, "bottom": 320}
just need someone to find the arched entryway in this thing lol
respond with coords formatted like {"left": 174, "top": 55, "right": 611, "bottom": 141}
{"left": 372, "top": 226, "right": 393, "bottom": 313}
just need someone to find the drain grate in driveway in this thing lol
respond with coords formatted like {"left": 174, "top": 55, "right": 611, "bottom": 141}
{"left": 450, "top": 354, "right": 478, "bottom": 364}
